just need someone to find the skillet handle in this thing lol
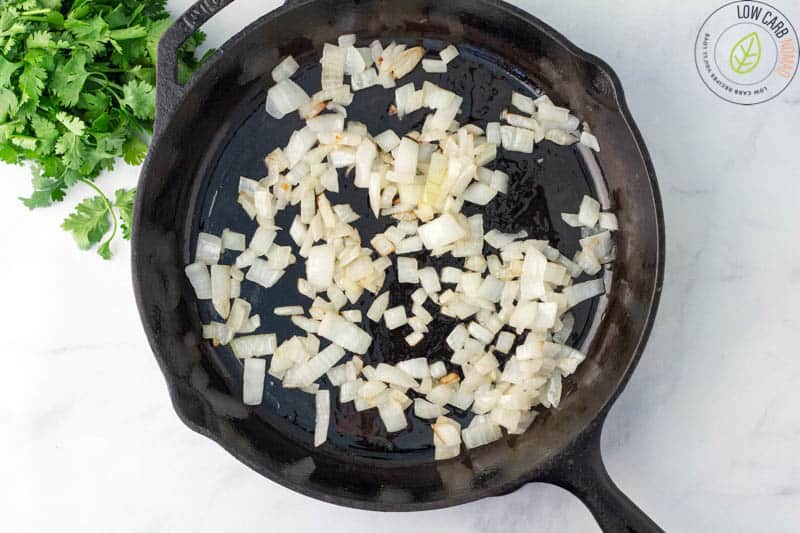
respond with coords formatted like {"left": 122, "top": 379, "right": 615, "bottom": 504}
{"left": 155, "top": 0, "right": 235, "bottom": 136}
{"left": 155, "top": 0, "right": 305, "bottom": 136}
{"left": 544, "top": 421, "right": 664, "bottom": 533}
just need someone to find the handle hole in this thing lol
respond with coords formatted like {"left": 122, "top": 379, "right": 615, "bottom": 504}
{"left": 179, "top": 0, "right": 285, "bottom": 85}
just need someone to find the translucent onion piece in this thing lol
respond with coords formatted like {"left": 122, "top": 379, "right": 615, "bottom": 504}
{"left": 422, "top": 59, "right": 448, "bottom": 73}
{"left": 321, "top": 43, "right": 346, "bottom": 90}
{"left": 185, "top": 263, "right": 211, "bottom": 300}
{"left": 314, "top": 389, "right": 330, "bottom": 446}
{"left": 274, "top": 306, "right": 304, "bottom": 316}
{"left": 318, "top": 313, "right": 372, "bottom": 354}
{"left": 580, "top": 131, "right": 600, "bottom": 152}
{"left": 306, "top": 244, "right": 335, "bottom": 290}
{"left": 195, "top": 232, "right": 222, "bottom": 265}
{"left": 439, "top": 45, "right": 459, "bottom": 64}
{"left": 414, "top": 398, "right": 447, "bottom": 419}
{"left": 227, "top": 298, "right": 252, "bottom": 333}
{"left": 418, "top": 214, "right": 466, "bottom": 249}
{"left": 243, "top": 358, "right": 266, "bottom": 405}
{"left": 383, "top": 306, "right": 408, "bottom": 330}
{"left": 367, "top": 291, "right": 390, "bottom": 322}
{"left": 231, "top": 334, "right": 277, "bottom": 359}
{"left": 599, "top": 212, "right": 619, "bottom": 231}
{"left": 266, "top": 79, "right": 310, "bottom": 119}
{"left": 511, "top": 91, "right": 535, "bottom": 114}
{"left": 378, "top": 398, "right": 409, "bottom": 433}
{"left": 210, "top": 265, "right": 231, "bottom": 319}
{"left": 272, "top": 55, "right": 300, "bottom": 83}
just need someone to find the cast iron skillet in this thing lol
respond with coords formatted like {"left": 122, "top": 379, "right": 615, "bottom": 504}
{"left": 132, "top": 0, "right": 665, "bottom": 530}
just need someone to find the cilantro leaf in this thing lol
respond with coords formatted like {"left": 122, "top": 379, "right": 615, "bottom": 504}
{"left": 54, "top": 131, "right": 86, "bottom": 174}
{"left": 30, "top": 114, "right": 59, "bottom": 154}
{"left": 0, "top": 86, "right": 19, "bottom": 119}
{"left": 26, "top": 30, "right": 54, "bottom": 50}
{"left": 61, "top": 194, "right": 111, "bottom": 251}
{"left": 11, "top": 135, "right": 37, "bottom": 151}
{"left": 0, "top": 142, "right": 17, "bottom": 163}
{"left": 77, "top": 91, "right": 110, "bottom": 120}
{"left": 64, "top": 15, "right": 109, "bottom": 55}
{"left": 49, "top": 50, "right": 89, "bottom": 106}
{"left": 56, "top": 111, "right": 86, "bottom": 135}
{"left": 18, "top": 63, "right": 47, "bottom": 104}
{"left": 0, "top": 54, "right": 21, "bottom": 86}
{"left": 122, "top": 134, "right": 147, "bottom": 165}
{"left": 21, "top": 174, "right": 66, "bottom": 208}
{"left": 114, "top": 187, "right": 136, "bottom": 239}
{"left": 121, "top": 79, "right": 154, "bottom": 120}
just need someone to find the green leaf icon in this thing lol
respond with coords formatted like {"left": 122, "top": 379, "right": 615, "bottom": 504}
{"left": 730, "top": 32, "right": 762, "bottom": 74}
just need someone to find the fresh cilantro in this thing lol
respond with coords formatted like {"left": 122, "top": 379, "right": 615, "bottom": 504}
{"left": 121, "top": 80, "right": 155, "bottom": 120}
{"left": 49, "top": 50, "right": 90, "bottom": 107}
{"left": 114, "top": 187, "right": 136, "bottom": 239}
{"left": 18, "top": 63, "right": 47, "bottom": 104}
{"left": 122, "top": 135, "right": 147, "bottom": 166}
{"left": 61, "top": 193, "right": 111, "bottom": 251}
{"left": 0, "top": 0, "right": 213, "bottom": 258}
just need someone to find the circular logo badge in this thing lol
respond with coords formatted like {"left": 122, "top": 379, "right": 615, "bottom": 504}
{"left": 695, "top": 1, "right": 799, "bottom": 105}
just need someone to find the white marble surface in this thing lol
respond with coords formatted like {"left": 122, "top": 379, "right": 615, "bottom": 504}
{"left": 2, "top": 0, "right": 799, "bottom": 531}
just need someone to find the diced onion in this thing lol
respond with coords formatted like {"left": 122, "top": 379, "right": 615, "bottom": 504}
{"left": 314, "top": 389, "right": 330, "bottom": 446}
{"left": 246, "top": 259, "right": 285, "bottom": 289}
{"left": 227, "top": 298, "right": 252, "bottom": 333}
{"left": 422, "top": 59, "right": 447, "bottom": 73}
{"left": 565, "top": 279, "right": 606, "bottom": 308}
{"left": 274, "top": 306, "right": 304, "bottom": 316}
{"left": 195, "top": 232, "right": 222, "bottom": 265}
{"left": 580, "top": 131, "right": 600, "bottom": 152}
{"left": 266, "top": 79, "right": 310, "bottom": 120}
{"left": 210, "top": 265, "right": 231, "bottom": 319}
{"left": 501, "top": 125, "right": 535, "bottom": 153}
{"left": 238, "top": 314, "right": 261, "bottom": 334}
{"left": 286, "top": 344, "right": 345, "bottom": 387}
{"left": 243, "top": 358, "right": 266, "bottom": 405}
{"left": 367, "top": 291, "right": 390, "bottom": 322}
{"left": 221, "top": 229, "right": 246, "bottom": 252}
{"left": 397, "top": 257, "right": 419, "bottom": 284}
{"left": 318, "top": 313, "right": 372, "bottom": 354}
{"left": 414, "top": 398, "right": 447, "bottom": 419}
{"left": 599, "top": 212, "right": 619, "bottom": 231}
{"left": 351, "top": 67, "right": 379, "bottom": 91}
{"left": 397, "top": 358, "right": 430, "bottom": 379}
{"left": 432, "top": 416, "right": 461, "bottom": 460}
{"left": 439, "top": 45, "right": 459, "bottom": 64}
{"left": 185, "top": 263, "right": 212, "bottom": 299}
{"left": 378, "top": 398, "right": 408, "bottom": 432}
{"left": 306, "top": 244, "right": 335, "bottom": 290}
{"left": 511, "top": 92, "right": 535, "bottom": 114}
{"left": 272, "top": 55, "right": 300, "bottom": 83}
{"left": 418, "top": 214, "right": 466, "bottom": 249}
{"left": 383, "top": 306, "right": 408, "bottom": 330}
{"left": 374, "top": 129, "right": 401, "bottom": 152}
{"left": 463, "top": 182, "right": 498, "bottom": 205}
{"left": 232, "top": 333, "right": 277, "bottom": 359}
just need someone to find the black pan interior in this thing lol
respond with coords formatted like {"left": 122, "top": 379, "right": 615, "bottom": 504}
{"left": 192, "top": 38, "right": 602, "bottom": 461}
{"left": 134, "top": 0, "right": 662, "bottom": 509}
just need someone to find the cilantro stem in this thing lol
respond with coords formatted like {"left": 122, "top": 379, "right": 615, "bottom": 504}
{"left": 89, "top": 66, "right": 128, "bottom": 73}
{"left": 79, "top": 178, "right": 117, "bottom": 254}
{"left": 21, "top": 9, "right": 52, "bottom": 16}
